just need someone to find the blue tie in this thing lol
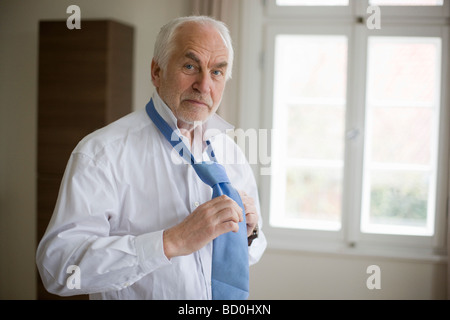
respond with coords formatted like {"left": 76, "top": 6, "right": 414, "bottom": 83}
{"left": 146, "top": 99, "right": 249, "bottom": 300}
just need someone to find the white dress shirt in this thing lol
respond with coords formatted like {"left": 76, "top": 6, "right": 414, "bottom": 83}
{"left": 36, "top": 92, "right": 267, "bottom": 300}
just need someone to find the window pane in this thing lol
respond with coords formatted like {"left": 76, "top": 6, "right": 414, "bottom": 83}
{"left": 270, "top": 35, "right": 348, "bottom": 231}
{"left": 282, "top": 37, "right": 347, "bottom": 99}
{"left": 369, "top": 0, "right": 443, "bottom": 5}
{"left": 277, "top": 0, "right": 349, "bottom": 6}
{"left": 288, "top": 104, "right": 345, "bottom": 160}
{"left": 285, "top": 167, "right": 342, "bottom": 230}
{"left": 362, "top": 36, "right": 441, "bottom": 236}
{"left": 368, "top": 38, "right": 439, "bottom": 104}
{"left": 369, "top": 170, "right": 429, "bottom": 230}
{"left": 371, "top": 107, "right": 433, "bottom": 165}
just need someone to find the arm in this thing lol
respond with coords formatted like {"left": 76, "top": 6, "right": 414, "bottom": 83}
{"left": 35, "top": 153, "right": 171, "bottom": 296}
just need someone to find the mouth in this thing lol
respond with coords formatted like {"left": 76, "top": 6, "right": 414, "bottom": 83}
{"left": 183, "top": 99, "right": 211, "bottom": 109}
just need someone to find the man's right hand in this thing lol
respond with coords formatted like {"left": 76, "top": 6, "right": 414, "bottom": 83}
{"left": 162, "top": 195, "right": 243, "bottom": 260}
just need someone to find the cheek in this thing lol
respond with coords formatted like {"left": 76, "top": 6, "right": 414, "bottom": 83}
{"left": 162, "top": 68, "right": 190, "bottom": 89}
{"left": 177, "top": 77, "right": 198, "bottom": 96}
{"left": 212, "top": 82, "right": 226, "bottom": 102}
{"left": 160, "top": 76, "right": 187, "bottom": 101}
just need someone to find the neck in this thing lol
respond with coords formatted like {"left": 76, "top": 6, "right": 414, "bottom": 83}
{"left": 177, "top": 120, "right": 195, "bottom": 146}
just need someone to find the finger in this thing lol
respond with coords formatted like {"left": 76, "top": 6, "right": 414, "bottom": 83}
{"left": 242, "top": 201, "right": 256, "bottom": 219}
{"left": 216, "top": 206, "right": 243, "bottom": 226}
{"left": 209, "top": 195, "right": 244, "bottom": 222}
{"left": 211, "top": 207, "right": 242, "bottom": 237}
{"left": 245, "top": 212, "right": 258, "bottom": 237}
{"left": 238, "top": 190, "right": 247, "bottom": 198}
{"left": 216, "top": 220, "right": 240, "bottom": 235}
{"left": 246, "top": 211, "right": 258, "bottom": 225}
{"left": 206, "top": 195, "right": 242, "bottom": 213}
{"left": 238, "top": 191, "right": 255, "bottom": 208}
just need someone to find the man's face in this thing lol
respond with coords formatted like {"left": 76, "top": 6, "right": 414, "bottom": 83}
{"left": 152, "top": 22, "right": 229, "bottom": 125}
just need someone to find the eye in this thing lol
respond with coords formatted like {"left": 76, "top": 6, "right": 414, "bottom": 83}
{"left": 212, "top": 70, "right": 223, "bottom": 76}
{"left": 185, "top": 64, "right": 194, "bottom": 70}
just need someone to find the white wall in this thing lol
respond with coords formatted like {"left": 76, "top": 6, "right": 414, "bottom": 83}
{"left": 249, "top": 249, "right": 446, "bottom": 299}
{"left": 0, "top": 0, "right": 192, "bottom": 299}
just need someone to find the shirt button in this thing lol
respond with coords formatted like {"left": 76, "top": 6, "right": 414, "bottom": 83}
{"left": 194, "top": 201, "right": 200, "bottom": 207}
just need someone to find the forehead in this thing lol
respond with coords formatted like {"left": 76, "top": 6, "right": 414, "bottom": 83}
{"left": 172, "top": 22, "right": 229, "bottom": 61}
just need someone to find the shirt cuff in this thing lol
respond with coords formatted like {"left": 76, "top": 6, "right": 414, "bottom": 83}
{"left": 135, "top": 230, "right": 172, "bottom": 274}
{"left": 248, "top": 230, "right": 267, "bottom": 266}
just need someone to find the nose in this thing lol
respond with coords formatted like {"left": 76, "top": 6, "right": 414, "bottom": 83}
{"left": 192, "top": 71, "right": 212, "bottom": 95}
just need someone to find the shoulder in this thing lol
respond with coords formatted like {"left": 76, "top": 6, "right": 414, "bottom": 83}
{"left": 73, "top": 108, "right": 154, "bottom": 159}
{"left": 210, "top": 131, "right": 253, "bottom": 171}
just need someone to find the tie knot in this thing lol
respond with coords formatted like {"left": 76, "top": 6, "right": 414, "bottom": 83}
{"left": 192, "top": 162, "right": 230, "bottom": 188}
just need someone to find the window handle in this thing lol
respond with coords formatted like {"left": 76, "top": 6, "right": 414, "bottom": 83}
{"left": 346, "top": 128, "right": 360, "bottom": 141}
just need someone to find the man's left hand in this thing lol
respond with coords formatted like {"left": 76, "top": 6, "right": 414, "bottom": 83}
{"left": 238, "top": 190, "right": 258, "bottom": 237}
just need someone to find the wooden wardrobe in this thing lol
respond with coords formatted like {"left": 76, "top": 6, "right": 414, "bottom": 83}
{"left": 37, "top": 20, "right": 134, "bottom": 300}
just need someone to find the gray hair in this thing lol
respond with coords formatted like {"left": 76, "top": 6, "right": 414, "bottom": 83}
{"left": 153, "top": 15, "right": 234, "bottom": 80}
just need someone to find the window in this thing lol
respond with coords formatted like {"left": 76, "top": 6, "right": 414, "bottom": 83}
{"left": 244, "top": 0, "right": 449, "bottom": 259}
{"left": 270, "top": 34, "right": 348, "bottom": 232}
{"left": 362, "top": 36, "right": 442, "bottom": 237}
{"left": 276, "top": 0, "right": 349, "bottom": 6}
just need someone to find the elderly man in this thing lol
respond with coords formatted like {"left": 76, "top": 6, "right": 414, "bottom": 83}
{"left": 36, "top": 15, "right": 266, "bottom": 300}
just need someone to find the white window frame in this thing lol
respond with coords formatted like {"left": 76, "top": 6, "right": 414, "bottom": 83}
{"left": 264, "top": 24, "right": 352, "bottom": 252}
{"left": 363, "top": 0, "right": 450, "bottom": 19}
{"left": 239, "top": 0, "right": 449, "bottom": 261}
{"left": 266, "top": 0, "right": 353, "bottom": 18}
{"left": 353, "top": 25, "right": 449, "bottom": 258}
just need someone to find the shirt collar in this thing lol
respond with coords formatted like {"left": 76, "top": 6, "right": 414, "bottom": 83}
{"left": 151, "top": 91, "right": 234, "bottom": 141}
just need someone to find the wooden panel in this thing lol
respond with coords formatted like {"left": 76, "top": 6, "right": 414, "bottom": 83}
{"left": 36, "top": 20, "right": 134, "bottom": 300}
{"left": 107, "top": 21, "right": 135, "bottom": 123}
{"left": 37, "top": 176, "right": 61, "bottom": 223}
{"left": 37, "top": 21, "right": 107, "bottom": 176}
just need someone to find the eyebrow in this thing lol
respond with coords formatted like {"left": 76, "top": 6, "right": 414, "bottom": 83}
{"left": 185, "top": 52, "right": 201, "bottom": 64}
{"left": 185, "top": 51, "right": 228, "bottom": 69}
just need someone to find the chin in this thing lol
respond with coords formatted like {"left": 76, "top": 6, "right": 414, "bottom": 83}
{"left": 180, "top": 111, "right": 211, "bottom": 124}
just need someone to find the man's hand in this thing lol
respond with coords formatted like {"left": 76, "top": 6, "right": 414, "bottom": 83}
{"left": 238, "top": 190, "right": 258, "bottom": 238}
{"left": 163, "top": 195, "right": 243, "bottom": 260}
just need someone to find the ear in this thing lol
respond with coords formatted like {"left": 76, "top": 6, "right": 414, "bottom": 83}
{"left": 151, "top": 59, "right": 161, "bottom": 88}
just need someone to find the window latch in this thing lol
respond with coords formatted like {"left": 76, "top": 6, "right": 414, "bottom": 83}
{"left": 346, "top": 128, "right": 360, "bottom": 141}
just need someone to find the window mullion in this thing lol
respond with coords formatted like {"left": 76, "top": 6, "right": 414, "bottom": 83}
{"left": 342, "top": 23, "right": 368, "bottom": 248}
